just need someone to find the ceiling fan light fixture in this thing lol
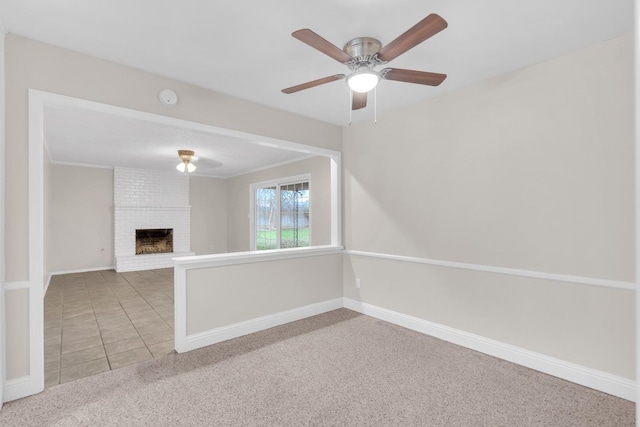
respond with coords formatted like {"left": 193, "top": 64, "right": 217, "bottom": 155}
{"left": 347, "top": 68, "right": 379, "bottom": 93}
{"left": 176, "top": 149, "right": 197, "bottom": 173}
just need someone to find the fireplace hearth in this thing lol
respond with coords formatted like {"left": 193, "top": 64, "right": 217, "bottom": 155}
{"left": 136, "top": 229, "right": 173, "bottom": 255}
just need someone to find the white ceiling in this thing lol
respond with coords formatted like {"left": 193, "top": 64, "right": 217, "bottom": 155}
{"left": 43, "top": 104, "right": 314, "bottom": 178}
{"left": 0, "top": 1, "right": 633, "bottom": 173}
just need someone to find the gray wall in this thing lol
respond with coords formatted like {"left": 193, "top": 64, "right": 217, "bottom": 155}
{"left": 189, "top": 175, "right": 228, "bottom": 255}
{"left": 342, "top": 34, "right": 634, "bottom": 378}
{"left": 187, "top": 254, "right": 342, "bottom": 335}
{"left": 49, "top": 164, "right": 114, "bottom": 272}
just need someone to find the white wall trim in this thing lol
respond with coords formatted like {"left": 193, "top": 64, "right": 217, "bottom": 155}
{"left": 50, "top": 160, "right": 114, "bottom": 170}
{"left": 343, "top": 298, "right": 636, "bottom": 402}
{"left": 330, "top": 153, "right": 341, "bottom": 247}
{"left": 3, "top": 90, "right": 48, "bottom": 401}
{"left": 3, "top": 281, "right": 29, "bottom": 291}
{"left": 23, "top": 90, "right": 338, "bottom": 403}
{"left": 345, "top": 250, "right": 635, "bottom": 291}
{"left": 227, "top": 154, "right": 317, "bottom": 178}
{"left": 3, "top": 375, "right": 34, "bottom": 403}
{"left": 20, "top": 91, "right": 344, "bottom": 402}
{"left": 635, "top": 0, "right": 640, "bottom": 419}
{"left": 115, "top": 205, "right": 191, "bottom": 211}
{"left": 25, "top": 89, "right": 45, "bottom": 400}
{"left": 50, "top": 266, "right": 115, "bottom": 276}
{"left": 173, "top": 245, "right": 343, "bottom": 268}
{"left": 43, "top": 274, "right": 51, "bottom": 295}
{"left": 174, "top": 264, "right": 187, "bottom": 353}
{"left": 178, "top": 298, "right": 343, "bottom": 353}
{"left": 26, "top": 89, "right": 341, "bottom": 158}
{"left": 0, "top": 29, "right": 6, "bottom": 410}
{"left": 249, "top": 173, "right": 311, "bottom": 189}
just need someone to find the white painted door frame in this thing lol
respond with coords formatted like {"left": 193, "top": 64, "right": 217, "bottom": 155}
{"left": 0, "top": 29, "right": 5, "bottom": 409}
{"left": 15, "top": 90, "right": 342, "bottom": 402}
{"left": 634, "top": 0, "right": 640, "bottom": 421}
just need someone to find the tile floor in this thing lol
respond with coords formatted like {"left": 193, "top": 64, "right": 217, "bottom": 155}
{"left": 44, "top": 268, "right": 176, "bottom": 388}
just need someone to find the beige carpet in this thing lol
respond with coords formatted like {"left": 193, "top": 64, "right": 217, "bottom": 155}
{"left": 0, "top": 309, "right": 634, "bottom": 426}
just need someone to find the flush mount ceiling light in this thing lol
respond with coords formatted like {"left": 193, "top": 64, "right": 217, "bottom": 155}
{"left": 176, "top": 149, "right": 196, "bottom": 173}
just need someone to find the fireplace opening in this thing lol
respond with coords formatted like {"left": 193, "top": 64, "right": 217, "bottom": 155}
{"left": 136, "top": 229, "right": 173, "bottom": 255}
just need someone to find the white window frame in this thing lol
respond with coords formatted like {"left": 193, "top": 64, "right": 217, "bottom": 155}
{"left": 250, "top": 174, "right": 311, "bottom": 251}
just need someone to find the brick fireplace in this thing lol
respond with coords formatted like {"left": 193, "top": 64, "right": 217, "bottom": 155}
{"left": 114, "top": 167, "right": 195, "bottom": 272}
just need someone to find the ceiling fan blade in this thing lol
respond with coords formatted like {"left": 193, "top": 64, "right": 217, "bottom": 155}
{"left": 282, "top": 74, "right": 346, "bottom": 94}
{"left": 382, "top": 68, "right": 447, "bottom": 86}
{"left": 352, "top": 92, "right": 367, "bottom": 110}
{"left": 377, "top": 14, "right": 448, "bottom": 62}
{"left": 292, "top": 29, "right": 353, "bottom": 63}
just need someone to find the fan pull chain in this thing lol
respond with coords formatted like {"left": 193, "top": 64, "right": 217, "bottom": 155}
{"left": 374, "top": 86, "right": 377, "bottom": 124}
{"left": 348, "top": 88, "right": 353, "bottom": 125}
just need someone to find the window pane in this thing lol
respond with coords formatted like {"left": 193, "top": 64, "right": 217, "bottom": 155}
{"left": 280, "top": 182, "right": 309, "bottom": 248}
{"left": 255, "top": 186, "right": 277, "bottom": 250}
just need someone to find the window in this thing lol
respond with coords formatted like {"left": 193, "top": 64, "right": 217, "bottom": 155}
{"left": 251, "top": 176, "right": 310, "bottom": 250}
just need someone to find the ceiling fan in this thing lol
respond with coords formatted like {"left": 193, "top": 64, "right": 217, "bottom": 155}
{"left": 282, "top": 13, "right": 448, "bottom": 110}
{"left": 175, "top": 149, "right": 224, "bottom": 173}
{"left": 176, "top": 149, "right": 197, "bottom": 173}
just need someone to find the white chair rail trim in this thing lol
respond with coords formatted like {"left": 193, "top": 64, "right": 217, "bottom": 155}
{"left": 344, "top": 250, "right": 635, "bottom": 291}
{"left": 173, "top": 245, "right": 344, "bottom": 268}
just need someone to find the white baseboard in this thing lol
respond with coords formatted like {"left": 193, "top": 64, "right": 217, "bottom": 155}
{"left": 179, "top": 298, "right": 344, "bottom": 353}
{"left": 343, "top": 298, "right": 636, "bottom": 402}
{"left": 3, "top": 375, "right": 43, "bottom": 402}
{"left": 51, "top": 266, "right": 115, "bottom": 275}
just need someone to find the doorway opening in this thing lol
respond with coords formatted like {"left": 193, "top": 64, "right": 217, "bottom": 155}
{"left": 25, "top": 90, "right": 341, "bottom": 397}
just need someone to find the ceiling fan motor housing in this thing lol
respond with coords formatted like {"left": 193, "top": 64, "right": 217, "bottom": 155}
{"left": 178, "top": 149, "right": 195, "bottom": 161}
{"left": 343, "top": 37, "right": 382, "bottom": 62}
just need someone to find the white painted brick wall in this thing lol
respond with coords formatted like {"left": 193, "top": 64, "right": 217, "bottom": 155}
{"left": 114, "top": 167, "right": 194, "bottom": 272}
{"left": 114, "top": 167, "right": 189, "bottom": 207}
